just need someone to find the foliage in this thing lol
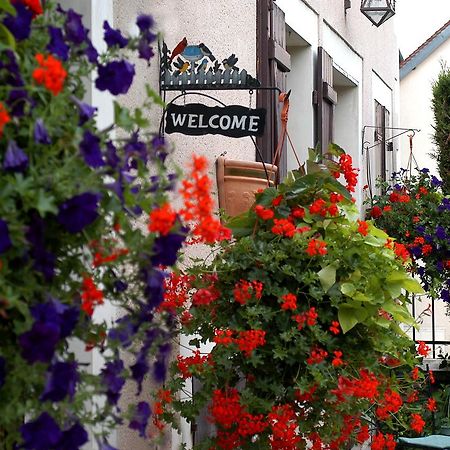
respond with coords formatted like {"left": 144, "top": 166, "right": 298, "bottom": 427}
{"left": 0, "top": 1, "right": 229, "bottom": 448}
{"left": 432, "top": 64, "right": 450, "bottom": 194}
{"left": 366, "top": 169, "right": 449, "bottom": 306}
{"left": 162, "top": 147, "right": 433, "bottom": 449}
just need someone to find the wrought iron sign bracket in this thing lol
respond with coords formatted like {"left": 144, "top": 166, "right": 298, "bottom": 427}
{"left": 361, "top": 126, "right": 421, "bottom": 154}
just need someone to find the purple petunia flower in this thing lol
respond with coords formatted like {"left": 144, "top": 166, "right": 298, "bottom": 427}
{"left": 2, "top": 3, "right": 32, "bottom": 41}
{"left": 138, "top": 34, "right": 156, "bottom": 62}
{"left": 3, "top": 140, "right": 28, "bottom": 172}
{"left": 136, "top": 14, "right": 154, "bottom": 32}
{"left": 41, "top": 361, "right": 79, "bottom": 402}
{"left": 141, "top": 268, "right": 166, "bottom": 309}
{"left": 108, "top": 315, "right": 138, "bottom": 348}
{"left": 439, "top": 198, "right": 450, "bottom": 212}
{"left": 131, "top": 355, "right": 149, "bottom": 395}
{"left": 19, "top": 299, "right": 80, "bottom": 364}
{"left": 47, "top": 26, "right": 70, "bottom": 61}
{"left": 64, "top": 9, "right": 88, "bottom": 44}
{"left": 151, "top": 231, "right": 187, "bottom": 266}
{"left": 101, "top": 358, "right": 126, "bottom": 405}
{"left": 129, "top": 401, "right": 151, "bottom": 438}
{"left": 103, "top": 21, "right": 129, "bottom": 48}
{"left": 0, "top": 219, "right": 12, "bottom": 254}
{"left": 0, "top": 356, "right": 5, "bottom": 389}
{"left": 34, "top": 118, "right": 51, "bottom": 145}
{"left": 105, "top": 141, "right": 120, "bottom": 168}
{"left": 85, "top": 37, "right": 99, "bottom": 63}
{"left": 71, "top": 96, "right": 97, "bottom": 124}
{"left": 19, "top": 321, "right": 61, "bottom": 363}
{"left": 95, "top": 60, "right": 135, "bottom": 96}
{"left": 431, "top": 176, "right": 442, "bottom": 187}
{"left": 21, "top": 413, "right": 62, "bottom": 450}
{"left": 442, "top": 289, "right": 449, "bottom": 303}
{"left": 58, "top": 422, "right": 89, "bottom": 450}
{"left": 57, "top": 192, "right": 100, "bottom": 233}
{"left": 154, "top": 342, "right": 171, "bottom": 383}
{"left": 114, "top": 279, "right": 128, "bottom": 292}
{"left": 7, "top": 88, "right": 29, "bottom": 117}
{"left": 80, "top": 130, "right": 104, "bottom": 168}
{"left": 419, "top": 168, "right": 430, "bottom": 173}
{"left": 436, "top": 225, "right": 447, "bottom": 240}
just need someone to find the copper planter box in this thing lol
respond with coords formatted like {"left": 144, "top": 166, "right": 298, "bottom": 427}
{"left": 216, "top": 157, "right": 277, "bottom": 217}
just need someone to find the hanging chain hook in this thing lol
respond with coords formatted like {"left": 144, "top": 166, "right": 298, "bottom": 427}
{"left": 248, "top": 89, "right": 253, "bottom": 109}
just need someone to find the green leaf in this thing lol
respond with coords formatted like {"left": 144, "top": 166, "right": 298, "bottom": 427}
{"left": 145, "top": 85, "right": 166, "bottom": 107}
{"left": 338, "top": 305, "right": 359, "bottom": 334}
{"left": 226, "top": 213, "right": 254, "bottom": 237}
{"left": 0, "top": 23, "right": 15, "bottom": 50}
{"left": 318, "top": 264, "right": 336, "bottom": 292}
{"left": 327, "top": 142, "right": 345, "bottom": 157}
{"left": 36, "top": 190, "right": 58, "bottom": 216}
{"left": 386, "top": 271, "right": 425, "bottom": 294}
{"left": 0, "top": 0, "right": 16, "bottom": 15}
{"left": 340, "top": 282, "right": 355, "bottom": 296}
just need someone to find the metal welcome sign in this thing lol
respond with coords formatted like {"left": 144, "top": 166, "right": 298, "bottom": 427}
{"left": 165, "top": 103, "right": 266, "bottom": 138}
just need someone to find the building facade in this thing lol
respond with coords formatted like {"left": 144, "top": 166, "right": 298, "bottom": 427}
{"left": 62, "top": 1, "right": 402, "bottom": 448}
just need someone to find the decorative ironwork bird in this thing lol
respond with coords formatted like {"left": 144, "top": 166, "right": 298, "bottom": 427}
{"left": 199, "top": 43, "right": 216, "bottom": 62}
{"left": 222, "top": 54, "right": 239, "bottom": 70}
{"left": 173, "top": 58, "right": 190, "bottom": 76}
{"left": 181, "top": 45, "right": 204, "bottom": 64}
{"left": 169, "top": 37, "right": 187, "bottom": 63}
{"left": 197, "top": 58, "right": 208, "bottom": 72}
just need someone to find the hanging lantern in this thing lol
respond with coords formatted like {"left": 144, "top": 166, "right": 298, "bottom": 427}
{"left": 360, "top": 0, "right": 395, "bottom": 27}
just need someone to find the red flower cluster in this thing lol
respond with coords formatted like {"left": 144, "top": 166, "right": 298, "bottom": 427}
{"left": 376, "top": 389, "right": 403, "bottom": 420}
{"left": 372, "top": 432, "right": 396, "bottom": 450}
{"left": 213, "top": 329, "right": 266, "bottom": 357}
{"left": 309, "top": 198, "right": 340, "bottom": 217}
{"left": 160, "top": 273, "right": 191, "bottom": 312}
{"left": 0, "top": 102, "right": 10, "bottom": 137}
{"left": 292, "top": 307, "right": 318, "bottom": 330}
{"left": 177, "top": 350, "right": 213, "bottom": 379}
{"left": 306, "top": 346, "right": 328, "bottom": 365}
{"left": 32, "top": 54, "right": 67, "bottom": 96}
{"left": 410, "top": 413, "right": 425, "bottom": 433}
{"left": 210, "top": 388, "right": 243, "bottom": 429}
{"left": 280, "top": 293, "right": 297, "bottom": 311}
{"left": 332, "top": 369, "right": 380, "bottom": 402}
{"left": 357, "top": 219, "right": 369, "bottom": 236}
{"left": 148, "top": 203, "right": 176, "bottom": 236}
{"left": 268, "top": 404, "right": 301, "bottom": 450}
{"left": 81, "top": 276, "right": 104, "bottom": 316}
{"left": 90, "top": 239, "right": 129, "bottom": 267}
{"left": 370, "top": 205, "right": 383, "bottom": 219}
{"left": 329, "top": 320, "right": 341, "bottom": 335}
{"left": 192, "top": 286, "right": 220, "bottom": 307}
{"left": 13, "top": 0, "right": 43, "bottom": 15}
{"left": 233, "top": 279, "right": 263, "bottom": 305}
{"left": 332, "top": 350, "right": 344, "bottom": 367}
{"left": 417, "top": 340, "right": 430, "bottom": 357}
{"left": 389, "top": 191, "right": 411, "bottom": 203}
{"left": 271, "top": 218, "right": 296, "bottom": 238}
{"left": 255, "top": 204, "right": 274, "bottom": 220}
{"left": 337, "top": 154, "right": 358, "bottom": 192}
{"left": 180, "top": 155, "right": 231, "bottom": 243}
{"left": 235, "top": 330, "right": 266, "bottom": 356}
{"left": 394, "top": 242, "right": 410, "bottom": 262}
{"left": 306, "top": 238, "right": 327, "bottom": 256}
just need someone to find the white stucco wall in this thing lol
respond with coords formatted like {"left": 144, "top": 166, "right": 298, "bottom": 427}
{"left": 399, "top": 38, "right": 450, "bottom": 174}
{"left": 279, "top": 0, "right": 398, "bottom": 209}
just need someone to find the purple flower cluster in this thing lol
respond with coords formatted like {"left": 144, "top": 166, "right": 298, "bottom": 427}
{"left": 19, "top": 299, "right": 79, "bottom": 363}
{"left": 20, "top": 413, "right": 88, "bottom": 450}
{"left": 57, "top": 192, "right": 100, "bottom": 233}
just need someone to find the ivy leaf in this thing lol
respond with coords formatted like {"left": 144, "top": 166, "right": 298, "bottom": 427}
{"left": 338, "top": 305, "right": 359, "bottom": 334}
{"left": 318, "top": 264, "right": 336, "bottom": 292}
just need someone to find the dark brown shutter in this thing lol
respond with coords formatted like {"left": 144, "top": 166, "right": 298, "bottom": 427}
{"left": 315, "top": 47, "right": 337, "bottom": 153}
{"left": 257, "top": 0, "right": 290, "bottom": 177}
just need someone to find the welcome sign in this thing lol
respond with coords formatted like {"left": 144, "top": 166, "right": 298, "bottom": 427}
{"left": 165, "top": 103, "right": 266, "bottom": 138}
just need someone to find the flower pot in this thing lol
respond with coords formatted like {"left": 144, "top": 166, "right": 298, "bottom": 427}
{"left": 216, "top": 157, "right": 277, "bottom": 217}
